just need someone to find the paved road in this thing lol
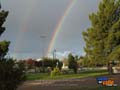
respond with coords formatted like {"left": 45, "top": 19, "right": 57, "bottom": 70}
{"left": 17, "top": 74, "right": 120, "bottom": 90}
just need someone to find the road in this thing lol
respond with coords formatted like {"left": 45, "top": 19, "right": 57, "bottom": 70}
{"left": 17, "top": 74, "right": 120, "bottom": 90}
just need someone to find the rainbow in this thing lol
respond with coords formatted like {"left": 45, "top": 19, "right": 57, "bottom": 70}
{"left": 46, "top": 0, "right": 77, "bottom": 57}
{"left": 13, "top": 1, "right": 37, "bottom": 58}
{"left": 13, "top": 0, "right": 77, "bottom": 58}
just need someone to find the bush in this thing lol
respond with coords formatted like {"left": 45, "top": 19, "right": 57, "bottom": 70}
{"left": 0, "top": 59, "right": 26, "bottom": 90}
{"left": 50, "top": 68, "right": 62, "bottom": 77}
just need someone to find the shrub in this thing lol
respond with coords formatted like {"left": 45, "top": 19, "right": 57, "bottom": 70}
{"left": 50, "top": 68, "right": 62, "bottom": 77}
{"left": 0, "top": 59, "right": 26, "bottom": 90}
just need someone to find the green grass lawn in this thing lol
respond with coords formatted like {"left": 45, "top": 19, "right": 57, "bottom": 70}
{"left": 26, "top": 70, "right": 108, "bottom": 80}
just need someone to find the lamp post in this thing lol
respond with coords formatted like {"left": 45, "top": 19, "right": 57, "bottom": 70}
{"left": 53, "top": 49, "right": 56, "bottom": 60}
{"left": 0, "top": 0, "right": 1, "bottom": 9}
{"left": 40, "top": 35, "right": 46, "bottom": 72}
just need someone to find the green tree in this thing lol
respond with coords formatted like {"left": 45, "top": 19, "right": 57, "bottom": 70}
{"left": 0, "top": 11, "right": 10, "bottom": 59}
{"left": 75, "top": 55, "right": 79, "bottom": 61}
{"left": 82, "top": 0, "right": 120, "bottom": 73}
{"left": 68, "top": 53, "right": 78, "bottom": 73}
{"left": 77, "top": 56, "right": 84, "bottom": 67}
{"left": 0, "top": 9, "right": 25, "bottom": 90}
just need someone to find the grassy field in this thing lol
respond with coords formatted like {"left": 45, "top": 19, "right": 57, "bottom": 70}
{"left": 26, "top": 70, "right": 108, "bottom": 80}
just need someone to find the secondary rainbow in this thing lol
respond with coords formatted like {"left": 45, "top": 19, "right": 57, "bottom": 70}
{"left": 13, "top": 1, "right": 37, "bottom": 58}
{"left": 46, "top": 0, "right": 77, "bottom": 57}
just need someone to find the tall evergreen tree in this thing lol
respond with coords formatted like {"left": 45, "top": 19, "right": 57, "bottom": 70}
{"left": 0, "top": 6, "right": 25, "bottom": 90}
{"left": 83, "top": 0, "right": 120, "bottom": 66}
{"left": 0, "top": 10, "right": 10, "bottom": 59}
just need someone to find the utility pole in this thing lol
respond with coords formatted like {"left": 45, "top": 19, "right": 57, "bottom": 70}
{"left": 53, "top": 49, "right": 59, "bottom": 68}
{"left": 0, "top": 0, "right": 1, "bottom": 9}
{"left": 40, "top": 35, "right": 46, "bottom": 72}
{"left": 40, "top": 36, "right": 46, "bottom": 57}
{"left": 54, "top": 49, "right": 56, "bottom": 59}
{"left": 53, "top": 49, "right": 56, "bottom": 60}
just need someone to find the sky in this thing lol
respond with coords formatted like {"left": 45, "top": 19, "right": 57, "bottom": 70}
{"left": 1, "top": 0, "right": 101, "bottom": 59}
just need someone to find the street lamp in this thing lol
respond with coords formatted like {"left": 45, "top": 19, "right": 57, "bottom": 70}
{"left": 40, "top": 36, "right": 46, "bottom": 57}
{"left": 40, "top": 35, "right": 46, "bottom": 72}
{"left": 53, "top": 49, "right": 56, "bottom": 60}
{"left": 0, "top": 0, "right": 2, "bottom": 9}
{"left": 53, "top": 49, "right": 59, "bottom": 68}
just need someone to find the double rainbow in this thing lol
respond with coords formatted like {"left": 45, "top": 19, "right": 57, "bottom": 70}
{"left": 14, "top": 0, "right": 77, "bottom": 58}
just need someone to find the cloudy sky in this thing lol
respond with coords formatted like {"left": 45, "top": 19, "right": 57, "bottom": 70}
{"left": 1, "top": 0, "right": 101, "bottom": 59}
